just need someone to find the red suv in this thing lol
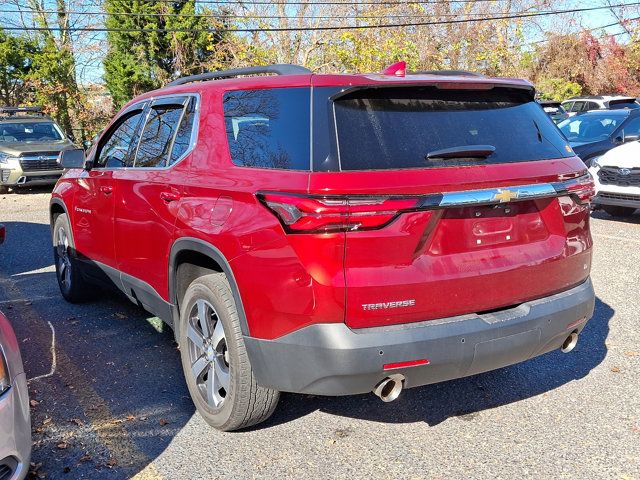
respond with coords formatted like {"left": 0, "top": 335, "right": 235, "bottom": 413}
{"left": 51, "top": 63, "right": 596, "bottom": 431}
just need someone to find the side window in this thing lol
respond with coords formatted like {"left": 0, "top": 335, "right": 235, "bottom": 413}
{"left": 168, "top": 97, "right": 197, "bottom": 165}
{"left": 622, "top": 117, "right": 640, "bottom": 136}
{"left": 585, "top": 102, "right": 599, "bottom": 111}
{"left": 134, "top": 105, "right": 185, "bottom": 168}
{"left": 572, "top": 101, "right": 585, "bottom": 113}
{"left": 95, "top": 110, "right": 144, "bottom": 168}
{"left": 562, "top": 101, "right": 573, "bottom": 112}
{"left": 223, "top": 88, "right": 311, "bottom": 170}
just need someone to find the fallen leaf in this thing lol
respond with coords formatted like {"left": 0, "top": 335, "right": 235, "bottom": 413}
{"left": 30, "top": 399, "right": 40, "bottom": 407}
{"left": 159, "top": 418, "right": 170, "bottom": 426}
{"left": 57, "top": 442, "right": 68, "bottom": 450}
{"left": 126, "top": 415, "right": 136, "bottom": 421}
{"left": 624, "top": 351, "right": 639, "bottom": 357}
{"left": 106, "top": 458, "right": 118, "bottom": 467}
{"left": 70, "top": 418, "right": 83, "bottom": 426}
{"left": 42, "top": 417, "right": 52, "bottom": 426}
{"left": 115, "top": 312, "right": 127, "bottom": 319}
{"left": 611, "top": 366, "right": 621, "bottom": 373}
{"left": 79, "top": 454, "right": 92, "bottom": 462}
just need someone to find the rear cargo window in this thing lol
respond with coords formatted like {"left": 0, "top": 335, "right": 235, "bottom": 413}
{"left": 327, "top": 87, "right": 573, "bottom": 171}
{"left": 223, "top": 88, "right": 310, "bottom": 170}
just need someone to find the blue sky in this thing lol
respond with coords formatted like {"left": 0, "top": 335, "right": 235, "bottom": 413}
{"left": 1, "top": 0, "right": 639, "bottom": 84}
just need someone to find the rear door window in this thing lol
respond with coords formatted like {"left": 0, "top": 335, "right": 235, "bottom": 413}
{"left": 223, "top": 88, "right": 310, "bottom": 170}
{"left": 134, "top": 104, "right": 184, "bottom": 168}
{"left": 327, "top": 87, "right": 573, "bottom": 171}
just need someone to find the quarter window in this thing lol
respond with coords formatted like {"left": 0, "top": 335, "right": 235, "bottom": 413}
{"left": 223, "top": 88, "right": 310, "bottom": 170}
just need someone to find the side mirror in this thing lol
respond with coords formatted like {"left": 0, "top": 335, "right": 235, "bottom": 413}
{"left": 613, "top": 135, "right": 624, "bottom": 144}
{"left": 82, "top": 140, "right": 92, "bottom": 150}
{"left": 58, "top": 148, "right": 86, "bottom": 169}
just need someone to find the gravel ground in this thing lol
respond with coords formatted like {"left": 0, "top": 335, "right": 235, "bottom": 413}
{"left": 0, "top": 187, "right": 638, "bottom": 480}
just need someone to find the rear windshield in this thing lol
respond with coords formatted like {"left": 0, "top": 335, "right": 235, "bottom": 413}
{"left": 326, "top": 87, "right": 573, "bottom": 171}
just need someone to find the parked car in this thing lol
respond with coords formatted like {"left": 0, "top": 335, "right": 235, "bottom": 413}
{"left": 561, "top": 95, "right": 639, "bottom": 116}
{"left": 51, "top": 63, "right": 596, "bottom": 431}
{"left": 538, "top": 100, "right": 569, "bottom": 123}
{"left": 558, "top": 109, "right": 640, "bottom": 166}
{"left": 0, "top": 107, "right": 76, "bottom": 194}
{"left": 588, "top": 140, "right": 640, "bottom": 217}
{"left": 0, "top": 306, "right": 31, "bottom": 479}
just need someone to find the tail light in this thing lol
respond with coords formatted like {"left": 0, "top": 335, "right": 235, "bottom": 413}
{"left": 563, "top": 174, "right": 595, "bottom": 205}
{"left": 258, "top": 193, "right": 420, "bottom": 233}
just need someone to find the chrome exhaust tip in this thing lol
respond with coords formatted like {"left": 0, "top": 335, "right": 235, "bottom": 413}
{"left": 16, "top": 176, "right": 26, "bottom": 185}
{"left": 561, "top": 332, "right": 578, "bottom": 353}
{"left": 373, "top": 374, "right": 405, "bottom": 402}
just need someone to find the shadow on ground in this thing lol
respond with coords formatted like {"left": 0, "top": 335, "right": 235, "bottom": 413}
{"left": 0, "top": 220, "right": 613, "bottom": 478}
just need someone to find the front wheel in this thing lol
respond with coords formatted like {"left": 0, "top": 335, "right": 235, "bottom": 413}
{"left": 52, "top": 213, "right": 92, "bottom": 302}
{"left": 602, "top": 205, "right": 636, "bottom": 217}
{"left": 178, "top": 274, "right": 279, "bottom": 431}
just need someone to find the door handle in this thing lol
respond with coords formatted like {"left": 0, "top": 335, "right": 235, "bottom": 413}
{"left": 100, "top": 185, "right": 113, "bottom": 195}
{"left": 160, "top": 191, "right": 181, "bottom": 203}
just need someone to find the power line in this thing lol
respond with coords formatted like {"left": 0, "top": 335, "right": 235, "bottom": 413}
{"left": 0, "top": 8, "right": 544, "bottom": 20}
{"left": 2, "top": 2, "right": 640, "bottom": 33}
{"left": 528, "top": 17, "right": 640, "bottom": 45}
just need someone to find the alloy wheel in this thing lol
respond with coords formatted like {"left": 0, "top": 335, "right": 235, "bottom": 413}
{"left": 187, "top": 298, "right": 230, "bottom": 408}
{"left": 56, "top": 227, "right": 72, "bottom": 289}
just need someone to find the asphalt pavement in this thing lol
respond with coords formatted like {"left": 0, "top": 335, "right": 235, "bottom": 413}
{"left": 0, "top": 187, "right": 638, "bottom": 480}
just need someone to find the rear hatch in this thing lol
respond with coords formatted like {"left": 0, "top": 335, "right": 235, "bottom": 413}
{"left": 316, "top": 81, "right": 592, "bottom": 329}
{"left": 260, "top": 79, "right": 594, "bottom": 329}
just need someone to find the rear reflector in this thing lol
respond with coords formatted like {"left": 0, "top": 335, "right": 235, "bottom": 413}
{"left": 258, "top": 193, "right": 420, "bottom": 233}
{"left": 384, "top": 359, "right": 430, "bottom": 370}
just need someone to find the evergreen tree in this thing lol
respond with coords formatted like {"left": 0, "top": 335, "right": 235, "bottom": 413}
{"left": 104, "top": 0, "right": 223, "bottom": 108}
{"left": 0, "top": 29, "right": 40, "bottom": 106}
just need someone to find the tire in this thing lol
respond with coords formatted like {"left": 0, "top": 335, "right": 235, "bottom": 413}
{"left": 52, "top": 213, "right": 92, "bottom": 302}
{"left": 0, "top": 186, "right": 9, "bottom": 195}
{"left": 178, "top": 273, "right": 279, "bottom": 431}
{"left": 602, "top": 205, "right": 636, "bottom": 217}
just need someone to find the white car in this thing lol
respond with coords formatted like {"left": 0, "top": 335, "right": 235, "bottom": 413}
{"left": 562, "top": 96, "right": 639, "bottom": 117}
{"left": 589, "top": 140, "right": 640, "bottom": 217}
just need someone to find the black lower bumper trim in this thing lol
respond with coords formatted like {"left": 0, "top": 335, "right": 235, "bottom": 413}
{"left": 244, "top": 279, "right": 595, "bottom": 396}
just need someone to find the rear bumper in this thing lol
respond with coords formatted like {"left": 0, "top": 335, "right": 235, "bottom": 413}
{"left": 244, "top": 279, "right": 595, "bottom": 396}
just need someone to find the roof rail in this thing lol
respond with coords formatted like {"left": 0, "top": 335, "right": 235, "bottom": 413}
{"left": 167, "top": 64, "right": 312, "bottom": 87}
{"left": 0, "top": 106, "right": 45, "bottom": 117}
{"left": 412, "top": 70, "right": 485, "bottom": 78}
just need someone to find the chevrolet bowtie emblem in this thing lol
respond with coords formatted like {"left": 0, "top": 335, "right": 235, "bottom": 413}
{"left": 493, "top": 189, "right": 519, "bottom": 203}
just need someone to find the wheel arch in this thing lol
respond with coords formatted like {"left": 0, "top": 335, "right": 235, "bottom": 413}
{"left": 169, "top": 238, "right": 250, "bottom": 337}
{"left": 49, "top": 198, "right": 68, "bottom": 230}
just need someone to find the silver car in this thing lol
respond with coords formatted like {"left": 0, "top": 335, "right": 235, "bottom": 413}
{"left": 0, "top": 230, "right": 31, "bottom": 480}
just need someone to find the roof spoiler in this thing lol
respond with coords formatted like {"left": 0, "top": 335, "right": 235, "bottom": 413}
{"left": 0, "top": 106, "right": 46, "bottom": 117}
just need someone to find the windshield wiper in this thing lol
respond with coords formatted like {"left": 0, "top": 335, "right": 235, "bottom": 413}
{"left": 425, "top": 144, "right": 496, "bottom": 160}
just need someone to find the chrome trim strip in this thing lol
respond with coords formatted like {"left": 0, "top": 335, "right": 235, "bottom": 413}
{"left": 439, "top": 182, "right": 559, "bottom": 207}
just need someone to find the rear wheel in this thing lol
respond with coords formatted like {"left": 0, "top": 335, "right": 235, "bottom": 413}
{"left": 602, "top": 205, "right": 636, "bottom": 217}
{"left": 178, "top": 273, "right": 279, "bottom": 431}
{"left": 53, "top": 213, "right": 92, "bottom": 302}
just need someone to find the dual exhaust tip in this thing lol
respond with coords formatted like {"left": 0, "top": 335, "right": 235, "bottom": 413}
{"left": 373, "top": 332, "right": 579, "bottom": 402}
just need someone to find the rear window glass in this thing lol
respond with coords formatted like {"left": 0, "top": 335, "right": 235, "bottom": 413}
{"left": 330, "top": 87, "right": 573, "bottom": 171}
{"left": 223, "top": 88, "right": 310, "bottom": 170}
